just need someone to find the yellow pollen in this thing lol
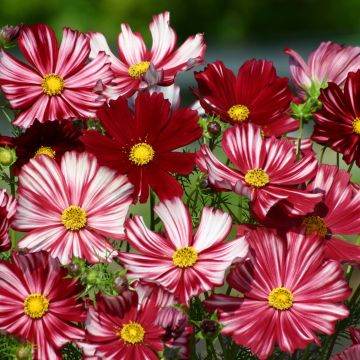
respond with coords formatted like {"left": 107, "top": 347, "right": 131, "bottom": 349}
{"left": 268, "top": 287, "right": 294, "bottom": 310}
{"left": 24, "top": 293, "right": 49, "bottom": 319}
{"left": 227, "top": 104, "right": 250, "bottom": 122}
{"left": 172, "top": 246, "right": 198, "bottom": 268}
{"left": 61, "top": 205, "right": 87, "bottom": 231}
{"left": 119, "top": 321, "right": 145, "bottom": 344}
{"left": 302, "top": 215, "right": 327, "bottom": 237}
{"left": 128, "top": 61, "right": 151, "bottom": 78}
{"left": 41, "top": 73, "right": 64, "bottom": 96}
{"left": 129, "top": 143, "right": 154, "bottom": 166}
{"left": 352, "top": 118, "right": 360, "bottom": 135}
{"left": 244, "top": 168, "right": 269, "bottom": 187}
{"left": 34, "top": 146, "right": 56, "bottom": 159}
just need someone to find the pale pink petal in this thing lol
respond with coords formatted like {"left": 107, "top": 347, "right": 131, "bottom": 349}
{"left": 284, "top": 47, "right": 311, "bottom": 90}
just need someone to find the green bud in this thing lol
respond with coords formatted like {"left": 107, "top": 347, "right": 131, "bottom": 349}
{"left": 86, "top": 270, "right": 99, "bottom": 285}
{"left": 0, "top": 147, "right": 16, "bottom": 166}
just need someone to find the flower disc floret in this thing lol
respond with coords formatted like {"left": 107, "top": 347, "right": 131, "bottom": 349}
{"left": 302, "top": 215, "right": 327, "bottom": 237}
{"left": 61, "top": 205, "right": 87, "bottom": 231}
{"left": 268, "top": 287, "right": 294, "bottom": 311}
{"left": 34, "top": 146, "right": 56, "bottom": 159}
{"left": 352, "top": 118, "right": 360, "bottom": 135}
{"left": 227, "top": 104, "right": 250, "bottom": 122}
{"left": 119, "top": 321, "right": 145, "bottom": 344}
{"left": 23, "top": 293, "right": 49, "bottom": 319}
{"left": 41, "top": 73, "right": 64, "bottom": 96}
{"left": 128, "top": 61, "right": 151, "bottom": 79}
{"left": 244, "top": 168, "right": 270, "bottom": 188}
{"left": 172, "top": 246, "right": 198, "bottom": 268}
{"left": 129, "top": 143, "right": 155, "bottom": 166}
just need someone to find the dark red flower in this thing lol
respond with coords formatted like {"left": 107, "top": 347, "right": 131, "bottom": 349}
{"left": 0, "top": 189, "right": 16, "bottom": 252}
{"left": 81, "top": 91, "right": 202, "bottom": 203}
{"left": 193, "top": 60, "right": 297, "bottom": 136}
{"left": 312, "top": 70, "right": 360, "bottom": 167}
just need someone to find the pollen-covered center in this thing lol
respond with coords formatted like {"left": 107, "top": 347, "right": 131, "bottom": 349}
{"left": 352, "top": 117, "right": 360, "bottom": 135}
{"left": 302, "top": 215, "right": 327, "bottom": 237}
{"left": 227, "top": 104, "right": 250, "bottom": 122}
{"left": 119, "top": 321, "right": 145, "bottom": 344}
{"left": 268, "top": 287, "right": 294, "bottom": 310}
{"left": 41, "top": 73, "right": 64, "bottom": 96}
{"left": 172, "top": 246, "right": 198, "bottom": 268}
{"left": 34, "top": 146, "right": 56, "bottom": 159}
{"left": 244, "top": 168, "right": 270, "bottom": 187}
{"left": 61, "top": 205, "right": 87, "bottom": 231}
{"left": 128, "top": 61, "right": 151, "bottom": 78}
{"left": 24, "top": 293, "right": 49, "bottom": 319}
{"left": 129, "top": 143, "right": 155, "bottom": 166}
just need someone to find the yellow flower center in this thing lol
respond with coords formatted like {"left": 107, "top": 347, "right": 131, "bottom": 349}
{"left": 128, "top": 61, "right": 151, "bottom": 78}
{"left": 244, "top": 168, "right": 270, "bottom": 187}
{"left": 24, "top": 293, "right": 49, "bottom": 319}
{"left": 119, "top": 321, "right": 145, "bottom": 344}
{"left": 34, "top": 146, "right": 56, "bottom": 159}
{"left": 227, "top": 104, "right": 250, "bottom": 122}
{"left": 302, "top": 215, "right": 327, "bottom": 237}
{"left": 172, "top": 246, "right": 198, "bottom": 268}
{"left": 352, "top": 118, "right": 360, "bottom": 135}
{"left": 129, "top": 143, "right": 155, "bottom": 166}
{"left": 268, "top": 287, "right": 294, "bottom": 310}
{"left": 41, "top": 73, "right": 64, "bottom": 96}
{"left": 61, "top": 205, "right": 87, "bottom": 231}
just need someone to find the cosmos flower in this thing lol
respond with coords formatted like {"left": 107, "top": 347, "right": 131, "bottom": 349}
{"left": 0, "top": 251, "right": 86, "bottom": 359}
{"left": 285, "top": 41, "right": 360, "bottom": 98}
{"left": 119, "top": 197, "right": 248, "bottom": 304}
{"left": 12, "top": 151, "right": 133, "bottom": 264}
{"left": 89, "top": 11, "right": 206, "bottom": 98}
{"left": 193, "top": 59, "right": 297, "bottom": 136}
{"left": 81, "top": 91, "right": 202, "bottom": 203}
{"left": 312, "top": 70, "right": 360, "bottom": 167}
{"left": 332, "top": 327, "right": 360, "bottom": 360}
{"left": 0, "top": 24, "right": 112, "bottom": 128}
{"left": 0, "top": 189, "right": 16, "bottom": 252}
{"left": 197, "top": 123, "right": 322, "bottom": 220}
{"left": 205, "top": 228, "right": 351, "bottom": 360}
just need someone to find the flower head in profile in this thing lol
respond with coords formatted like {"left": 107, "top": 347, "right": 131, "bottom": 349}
{"left": 193, "top": 59, "right": 297, "bottom": 136}
{"left": 205, "top": 228, "right": 351, "bottom": 360}
{"left": 0, "top": 189, "right": 16, "bottom": 252}
{"left": 0, "top": 251, "right": 86, "bottom": 359}
{"left": 0, "top": 24, "right": 112, "bottom": 128}
{"left": 13, "top": 151, "right": 133, "bottom": 264}
{"left": 89, "top": 11, "right": 206, "bottom": 98}
{"left": 197, "top": 123, "right": 322, "bottom": 220}
{"left": 119, "top": 197, "right": 248, "bottom": 304}
{"left": 285, "top": 42, "right": 360, "bottom": 98}
{"left": 81, "top": 91, "right": 202, "bottom": 203}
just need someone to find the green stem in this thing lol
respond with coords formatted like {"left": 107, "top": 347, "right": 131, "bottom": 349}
{"left": 150, "top": 191, "right": 155, "bottom": 231}
{"left": 206, "top": 339, "right": 217, "bottom": 359}
{"left": 296, "top": 115, "right": 303, "bottom": 160}
{"left": 9, "top": 168, "right": 16, "bottom": 248}
{"left": 348, "top": 160, "right": 355, "bottom": 173}
{"left": 336, "top": 152, "right": 340, "bottom": 167}
{"left": 1, "top": 108, "right": 12, "bottom": 123}
{"left": 324, "top": 322, "right": 340, "bottom": 360}
{"left": 225, "top": 285, "right": 232, "bottom": 295}
{"left": 299, "top": 346, "right": 311, "bottom": 360}
{"left": 319, "top": 146, "right": 327, "bottom": 164}
{"left": 349, "top": 282, "right": 360, "bottom": 308}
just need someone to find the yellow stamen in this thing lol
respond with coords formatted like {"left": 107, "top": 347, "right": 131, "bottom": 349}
{"left": 268, "top": 287, "right": 294, "bottom": 310}
{"left": 128, "top": 61, "right": 151, "bottom": 78}
{"left": 227, "top": 104, "right": 250, "bottom": 122}
{"left": 41, "top": 73, "right": 64, "bottom": 96}
{"left": 352, "top": 118, "right": 360, "bottom": 135}
{"left": 24, "top": 293, "right": 49, "bottom": 319}
{"left": 302, "top": 216, "right": 327, "bottom": 237}
{"left": 61, "top": 205, "right": 87, "bottom": 231}
{"left": 119, "top": 321, "right": 145, "bottom": 344}
{"left": 34, "top": 146, "right": 56, "bottom": 159}
{"left": 129, "top": 143, "right": 154, "bottom": 166}
{"left": 244, "top": 168, "right": 269, "bottom": 187}
{"left": 172, "top": 246, "right": 198, "bottom": 268}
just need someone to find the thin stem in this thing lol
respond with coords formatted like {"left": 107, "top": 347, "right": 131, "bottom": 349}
{"left": 336, "top": 152, "right": 340, "bottom": 168}
{"left": 319, "top": 146, "right": 327, "bottom": 164}
{"left": 299, "top": 346, "right": 311, "bottom": 360}
{"left": 1, "top": 108, "right": 13, "bottom": 123}
{"left": 296, "top": 115, "right": 303, "bottom": 160}
{"left": 324, "top": 322, "right": 340, "bottom": 360}
{"left": 206, "top": 339, "right": 217, "bottom": 359}
{"left": 150, "top": 191, "right": 155, "bottom": 231}
{"left": 9, "top": 168, "right": 16, "bottom": 248}
{"left": 225, "top": 286, "right": 232, "bottom": 295}
{"left": 348, "top": 160, "right": 355, "bottom": 173}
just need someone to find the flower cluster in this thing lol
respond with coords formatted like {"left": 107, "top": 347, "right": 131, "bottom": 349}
{"left": 0, "top": 12, "right": 358, "bottom": 360}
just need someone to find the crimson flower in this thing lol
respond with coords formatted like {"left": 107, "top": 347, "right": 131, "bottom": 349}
{"left": 193, "top": 60, "right": 297, "bottom": 136}
{"left": 119, "top": 197, "right": 248, "bottom": 304}
{"left": 205, "top": 228, "right": 351, "bottom": 360}
{"left": 312, "top": 70, "right": 360, "bottom": 167}
{"left": 81, "top": 91, "right": 202, "bottom": 203}
{"left": 197, "top": 123, "right": 322, "bottom": 220}
{"left": 90, "top": 11, "right": 206, "bottom": 98}
{"left": 285, "top": 42, "right": 360, "bottom": 98}
{"left": 0, "top": 251, "right": 86, "bottom": 359}
{"left": 0, "top": 189, "right": 16, "bottom": 252}
{"left": 0, "top": 24, "right": 112, "bottom": 128}
{"left": 12, "top": 151, "right": 133, "bottom": 264}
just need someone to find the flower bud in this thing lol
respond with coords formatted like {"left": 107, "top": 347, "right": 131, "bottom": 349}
{"left": 207, "top": 121, "right": 221, "bottom": 136}
{"left": 113, "top": 275, "right": 128, "bottom": 293}
{"left": 15, "top": 346, "right": 30, "bottom": 359}
{"left": 86, "top": 270, "right": 98, "bottom": 285}
{"left": 0, "top": 147, "right": 16, "bottom": 166}
{"left": 0, "top": 24, "right": 23, "bottom": 48}
{"left": 67, "top": 262, "right": 80, "bottom": 276}
{"left": 200, "top": 319, "right": 219, "bottom": 337}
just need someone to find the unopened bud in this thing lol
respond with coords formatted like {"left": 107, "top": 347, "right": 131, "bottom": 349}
{"left": 15, "top": 346, "right": 29, "bottom": 359}
{"left": 0, "top": 24, "right": 23, "bottom": 48}
{"left": 200, "top": 319, "right": 219, "bottom": 336}
{"left": 68, "top": 262, "right": 80, "bottom": 276}
{"left": 113, "top": 275, "right": 128, "bottom": 293}
{"left": 0, "top": 147, "right": 16, "bottom": 166}
{"left": 207, "top": 121, "right": 221, "bottom": 136}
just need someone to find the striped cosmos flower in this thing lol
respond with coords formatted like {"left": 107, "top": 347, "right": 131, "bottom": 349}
{"left": 0, "top": 24, "right": 113, "bottom": 128}
{"left": 119, "top": 197, "right": 248, "bottom": 305}
{"left": 12, "top": 151, "right": 133, "bottom": 264}
{"left": 0, "top": 189, "right": 16, "bottom": 252}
